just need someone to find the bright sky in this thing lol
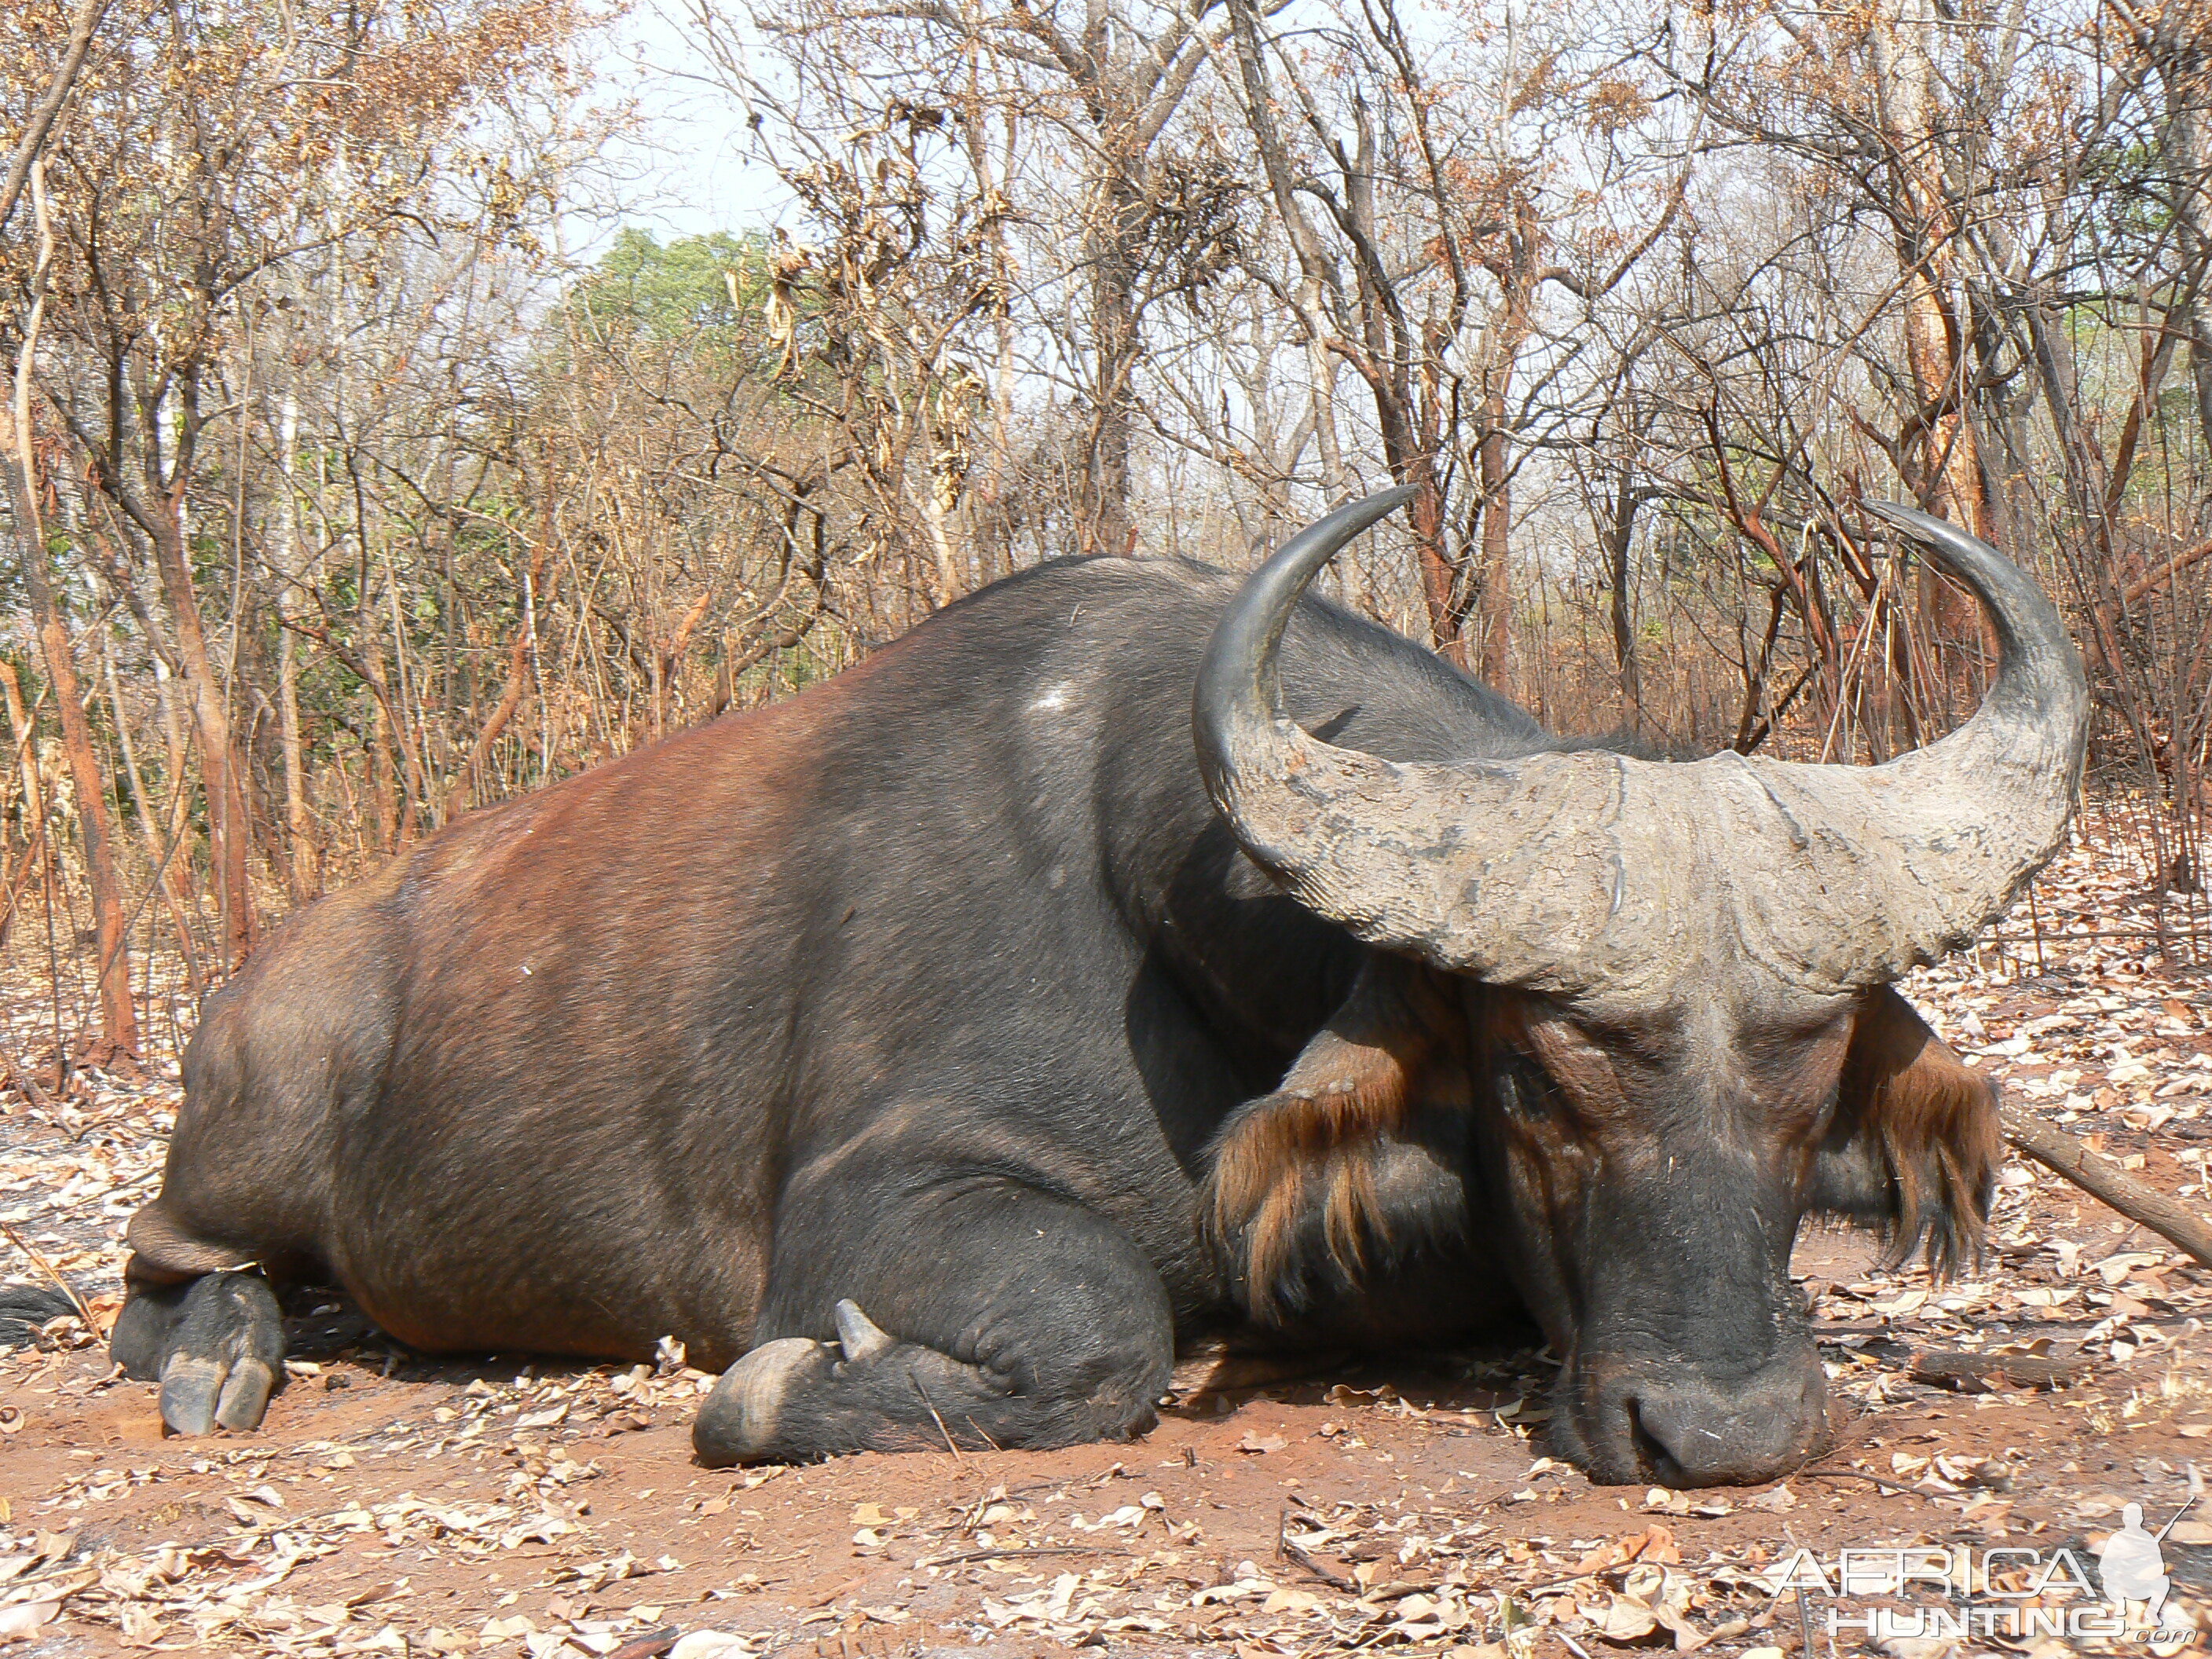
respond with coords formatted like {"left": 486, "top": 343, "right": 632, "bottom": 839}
{"left": 580, "top": 1, "right": 792, "bottom": 252}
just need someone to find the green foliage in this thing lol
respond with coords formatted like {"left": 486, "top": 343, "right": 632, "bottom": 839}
{"left": 2078, "top": 138, "right": 2177, "bottom": 260}
{"left": 567, "top": 227, "right": 773, "bottom": 344}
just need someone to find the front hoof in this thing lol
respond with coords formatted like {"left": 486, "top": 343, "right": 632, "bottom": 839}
{"left": 694, "top": 1338, "right": 833, "bottom": 1466}
{"left": 159, "top": 1353, "right": 276, "bottom": 1436}
{"left": 147, "top": 1273, "right": 285, "bottom": 1436}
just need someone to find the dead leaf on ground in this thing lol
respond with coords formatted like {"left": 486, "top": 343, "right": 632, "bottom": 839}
{"left": 0, "top": 1601, "right": 60, "bottom": 1643}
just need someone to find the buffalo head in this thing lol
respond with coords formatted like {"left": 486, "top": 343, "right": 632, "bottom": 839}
{"left": 1192, "top": 489, "right": 2086, "bottom": 1486}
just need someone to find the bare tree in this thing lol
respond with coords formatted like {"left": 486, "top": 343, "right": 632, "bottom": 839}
{"left": 3, "top": 160, "right": 134, "bottom": 1052}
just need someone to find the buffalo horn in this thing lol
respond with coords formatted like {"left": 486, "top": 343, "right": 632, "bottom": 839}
{"left": 1192, "top": 494, "right": 2089, "bottom": 1000}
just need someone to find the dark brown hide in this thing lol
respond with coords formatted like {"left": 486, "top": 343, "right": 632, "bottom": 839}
{"left": 130, "top": 661, "right": 859, "bottom": 1368}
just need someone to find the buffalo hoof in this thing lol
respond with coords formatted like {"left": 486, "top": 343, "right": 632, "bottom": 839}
{"left": 694, "top": 1298, "right": 991, "bottom": 1465}
{"left": 833, "top": 1298, "right": 895, "bottom": 1361}
{"left": 694, "top": 1336, "right": 835, "bottom": 1464}
{"left": 162, "top": 1352, "right": 279, "bottom": 1434}
{"left": 112, "top": 1272, "right": 286, "bottom": 1435}
{"left": 693, "top": 1294, "right": 1165, "bottom": 1463}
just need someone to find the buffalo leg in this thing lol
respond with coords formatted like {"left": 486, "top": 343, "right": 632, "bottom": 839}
{"left": 695, "top": 1182, "right": 1172, "bottom": 1465}
{"left": 111, "top": 1272, "right": 286, "bottom": 1434}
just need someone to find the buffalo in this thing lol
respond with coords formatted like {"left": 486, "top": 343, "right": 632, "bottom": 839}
{"left": 29, "top": 492, "right": 2085, "bottom": 1485}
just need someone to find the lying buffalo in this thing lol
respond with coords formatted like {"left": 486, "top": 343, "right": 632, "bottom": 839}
{"left": 54, "top": 493, "right": 2086, "bottom": 1484}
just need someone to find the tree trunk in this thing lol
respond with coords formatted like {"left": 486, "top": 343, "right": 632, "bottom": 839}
{"left": 4, "top": 465, "right": 137, "bottom": 1052}
{"left": 1400, "top": 469, "right": 1457, "bottom": 665}
{"left": 2154, "top": 16, "right": 2212, "bottom": 459}
{"left": 145, "top": 500, "right": 255, "bottom": 970}
{"left": 0, "top": 661, "right": 42, "bottom": 907}
{"left": 5, "top": 159, "right": 136, "bottom": 1050}
{"left": 1467, "top": 231, "right": 1539, "bottom": 685}
{"left": 1605, "top": 476, "right": 1643, "bottom": 727}
{"left": 1083, "top": 194, "right": 1141, "bottom": 558}
{"left": 1475, "top": 420, "right": 1513, "bottom": 685}
{"left": 103, "top": 644, "right": 203, "bottom": 994}
{"left": 274, "top": 390, "right": 316, "bottom": 902}
{"left": 368, "top": 687, "right": 400, "bottom": 854}
{"left": 1870, "top": 0, "right": 1990, "bottom": 694}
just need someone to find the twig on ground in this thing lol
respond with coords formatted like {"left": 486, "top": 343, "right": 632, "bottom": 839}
{"left": 0, "top": 1215, "right": 96, "bottom": 1329}
{"left": 1797, "top": 1468, "right": 1931, "bottom": 1500}
{"left": 917, "top": 1545, "right": 1114, "bottom": 1569}
{"left": 1910, "top": 1349, "right": 2091, "bottom": 1391}
{"left": 1277, "top": 1507, "right": 1357, "bottom": 1591}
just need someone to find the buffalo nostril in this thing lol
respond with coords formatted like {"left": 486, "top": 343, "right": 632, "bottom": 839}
{"left": 1622, "top": 1395, "right": 1681, "bottom": 1484}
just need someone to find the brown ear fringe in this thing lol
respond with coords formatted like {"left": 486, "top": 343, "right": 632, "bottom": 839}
{"left": 1844, "top": 988, "right": 2004, "bottom": 1278}
{"left": 1204, "top": 960, "right": 1456, "bottom": 1320}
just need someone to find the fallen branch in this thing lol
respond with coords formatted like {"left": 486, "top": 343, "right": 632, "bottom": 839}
{"left": 915, "top": 1545, "right": 1113, "bottom": 1569}
{"left": 2002, "top": 1107, "right": 2212, "bottom": 1271}
{"left": 1910, "top": 1349, "right": 2091, "bottom": 1392}
{"left": 1797, "top": 1468, "right": 1931, "bottom": 1499}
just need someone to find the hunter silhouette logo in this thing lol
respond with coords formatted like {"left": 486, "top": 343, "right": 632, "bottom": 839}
{"left": 2097, "top": 1498, "right": 2192, "bottom": 1624}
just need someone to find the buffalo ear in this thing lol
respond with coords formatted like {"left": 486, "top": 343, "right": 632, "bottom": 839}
{"left": 1816, "top": 986, "right": 2002, "bottom": 1278}
{"left": 1204, "top": 957, "right": 1463, "bottom": 1318}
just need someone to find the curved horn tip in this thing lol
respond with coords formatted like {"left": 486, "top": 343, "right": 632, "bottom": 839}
{"left": 1194, "top": 485, "right": 1422, "bottom": 778}
{"left": 1863, "top": 496, "right": 1952, "bottom": 548}
{"left": 1861, "top": 499, "right": 2004, "bottom": 580}
{"left": 1278, "top": 485, "right": 1422, "bottom": 562}
{"left": 1859, "top": 500, "right": 2082, "bottom": 685}
{"left": 1861, "top": 499, "right": 1941, "bottom": 535}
